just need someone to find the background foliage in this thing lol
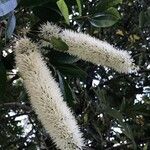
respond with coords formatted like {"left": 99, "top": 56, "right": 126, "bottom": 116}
{"left": 0, "top": 0, "right": 150, "bottom": 149}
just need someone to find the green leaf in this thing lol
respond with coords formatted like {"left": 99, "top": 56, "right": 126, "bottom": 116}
{"left": 120, "top": 99, "right": 126, "bottom": 112}
{"left": 105, "top": 107, "right": 136, "bottom": 148}
{"left": 139, "top": 7, "right": 150, "bottom": 28}
{"left": 57, "top": 0, "right": 69, "bottom": 24}
{"left": 49, "top": 50, "right": 79, "bottom": 64}
{"left": 51, "top": 36, "right": 69, "bottom": 51}
{"left": 107, "top": 7, "right": 120, "bottom": 18}
{"left": 56, "top": 63, "right": 87, "bottom": 79}
{"left": 76, "top": 0, "right": 82, "bottom": 16}
{"left": 0, "top": 61, "right": 7, "bottom": 99}
{"left": 105, "top": 107, "right": 124, "bottom": 121}
{"left": 90, "top": 7, "right": 121, "bottom": 27}
{"left": 94, "top": 88, "right": 135, "bottom": 147}
{"left": 57, "top": 72, "right": 75, "bottom": 108}
{"left": 133, "top": 103, "right": 150, "bottom": 116}
{"left": 95, "top": 0, "right": 123, "bottom": 11}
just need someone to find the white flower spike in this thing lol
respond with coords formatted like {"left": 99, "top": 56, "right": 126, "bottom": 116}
{"left": 15, "top": 38, "right": 84, "bottom": 150}
{"left": 40, "top": 22, "right": 137, "bottom": 73}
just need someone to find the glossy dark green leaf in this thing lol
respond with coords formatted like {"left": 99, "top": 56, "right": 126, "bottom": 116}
{"left": 51, "top": 36, "right": 69, "bottom": 52}
{"left": 56, "top": 63, "right": 87, "bottom": 79}
{"left": 49, "top": 50, "right": 79, "bottom": 64}
{"left": 57, "top": 72, "right": 75, "bottom": 108}
{"left": 0, "top": 61, "right": 7, "bottom": 99}
{"left": 95, "top": 0, "right": 122, "bottom": 11}
{"left": 90, "top": 7, "right": 121, "bottom": 27}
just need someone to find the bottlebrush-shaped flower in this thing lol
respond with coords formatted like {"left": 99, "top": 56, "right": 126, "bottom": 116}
{"left": 15, "top": 38, "right": 84, "bottom": 150}
{"left": 39, "top": 22, "right": 137, "bottom": 73}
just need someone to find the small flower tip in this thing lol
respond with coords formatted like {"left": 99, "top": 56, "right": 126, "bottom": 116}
{"left": 15, "top": 37, "right": 38, "bottom": 55}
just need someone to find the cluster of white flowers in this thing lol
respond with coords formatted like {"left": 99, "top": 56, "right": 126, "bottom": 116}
{"left": 15, "top": 38, "right": 84, "bottom": 150}
{"left": 14, "top": 22, "right": 138, "bottom": 150}
{"left": 40, "top": 22, "right": 137, "bottom": 73}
